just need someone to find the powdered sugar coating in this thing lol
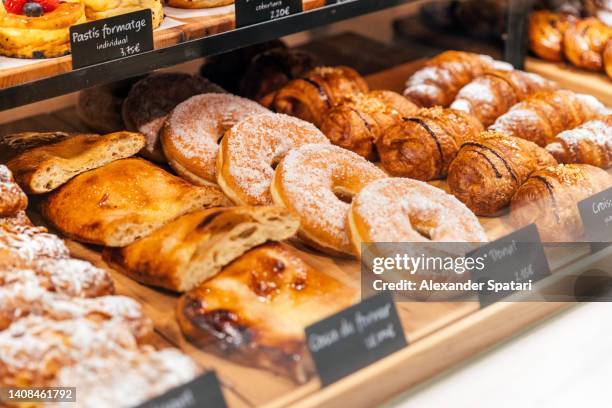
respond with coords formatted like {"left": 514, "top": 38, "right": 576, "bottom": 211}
{"left": 273, "top": 144, "right": 387, "bottom": 254}
{"left": 451, "top": 80, "right": 496, "bottom": 114}
{"left": 548, "top": 118, "right": 612, "bottom": 167}
{"left": 163, "top": 93, "right": 270, "bottom": 183}
{"left": 0, "top": 224, "right": 69, "bottom": 263}
{"left": 351, "top": 178, "right": 487, "bottom": 243}
{"left": 0, "top": 165, "right": 27, "bottom": 217}
{"left": 220, "top": 113, "right": 330, "bottom": 205}
{"left": 32, "top": 258, "right": 114, "bottom": 297}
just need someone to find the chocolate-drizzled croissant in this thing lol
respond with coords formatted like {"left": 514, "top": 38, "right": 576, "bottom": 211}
{"left": 546, "top": 116, "right": 612, "bottom": 169}
{"left": 510, "top": 164, "right": 612, "bottom": 241}
{"left": 451, "top": 70, "right": 558, "bottom": 126}
{"left": 376, "top": 108, "right": 483, "bottom": 181}
{"left": 489, "top": 89, "right": 607, "bottom": 147}
{"left": 528, "top": 11, "right": 576, "bottom": 62}
{"left": 403, "top": 50, "right": 512, "bottom": 108}
{"left": 447, "top": 131, "right": 557, "bottom": 216}
{"left": 320, "top": 90, "right": 418, "bottom": 160}
{"left": 273, "top": 66, "right": 369, "bottom": 127}
{"left": 563, "top": 17, "right": 612, "bottom": 71}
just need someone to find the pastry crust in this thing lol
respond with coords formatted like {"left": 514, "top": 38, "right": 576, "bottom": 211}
{"left": 177, "top": 242, "right": 357, "bottom": 384}
{"left": 320, "top": 90, "right": 418, "bottom": 160}
{"left": 7, "top": 132, "right": 146, "bottom": 194}
{"left": 103, "top": 206, "right": 300, "bottom": 292}
{"left": 528, "top": 11, "right": 576, "bottom": 62}
{"left": 167, "top": 0, "right": 234, "bottom": 9}
{"left": 41, "top": 158, "right": 230, "bottom": 247}
{"left": 510, "top": 164, "right": 612, "bottom": 241}
{"left": 161, "top": 94, "right": 270, "bottom": 185}
{"left": 604, "top": 40, "right": 612, "bottom": 79}
{"left": 270, "top": 144, "right": 387, "bottom": 256}
{"left": 273, "top": 66, "right": 369, "bottom": 127}
{"left": 377, "top": 107, "right": 483, "bottom": 181}
{"left": 83, "top": 0, "right": 164, "bottom": 28}
{"left": 448, "top": 131, "right": 557, "bottom": 216}
{"left": 217, "top": 113, "right": 329, "bottom": 206}
{"left": 0, "top": 165, "right": 27, "bottom": 217}
{"left": 563, "top": 17, "right": 612, "bottom": 71}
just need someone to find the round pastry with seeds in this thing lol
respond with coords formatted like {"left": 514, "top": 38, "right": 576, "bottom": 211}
{"left": 217, "top": 113, "right": 330, "bottom": 206}
{"left": 270, "top": 144, "right": 387, "bottom": 256}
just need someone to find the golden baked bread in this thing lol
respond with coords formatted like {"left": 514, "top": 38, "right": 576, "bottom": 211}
{"left": 490, "top": 89, "right": 608, "bottom": 147}
{"left": 0, "top": 165, "right": 27, "bottom": 217}
{"left": 510, "top": 164, "right": 612, "bottom": 241}
{"left": 320, "top": 90, "right": 418, "bottom": 160}
{"left": 177, "top": 242, "right": 357, "bottom": 384}
{"left": 7, "top": 132, "right": 146, "bottom": 194}
{"left": 563, "top": 17, "right": 612, "bottom": 71}
{"left": 528, "top": 11, "right": 576, "bottom": 61}
{"left": 546, "top": 116, "right": 612, "bottom": 169}
{"left": 217, "top": 113, "right": 329, "bottom": 206}
{"left": 271, "top": 144, "right": 387, "bottom": 256}
{"left": 273, "top": 66, "right": 369, "bottom": 127}
{"left": 83, "top": 0, "right": 164, "bottom": 28}
{"left": 451, "top": 70, "right": 558, "bottom": 126}
{"left": 0, "top": 2, "right": 86, "bottom": 59}
{"left": 104, "top": 206, "right": 300, "bottom": 292}
{"left": 377, "top": 108, "right": 483, "bottom": 181}
{"left": 122, "top": 73, "right": 225, "bottom": 163}
{"left": 448, "top": 131, "right": 557, "bottom": 216}
{"left": 403, "top": 50, "right": 512, "bottom": 108}
{"left": 161, "top": 93, "right": 270, "bottom": 185}
{"left": 41, "top": 158, "right": 229, "bottom": 247}
{"left": 167, "top": 0, "right": 233, "bottom": 8}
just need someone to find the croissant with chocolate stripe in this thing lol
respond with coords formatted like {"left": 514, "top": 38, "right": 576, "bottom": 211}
{"left": 448, "top": 131, "right": 557, "bottom": 216}
{"left": 320, "top": 90, "right": 418, "bottom": 160}
{"left": 510, "top": 164, "right": 612, "bottom": 241}
{"left": 273, "top": 66, "right": 369, "bottom": 127}
{"left": 376, "top": 108, "right": 483, "bottom": 181}
{"left": 451, "top": 70, "right": 558, "bottom": 126}
{"left": 546, "top": 116, "right": 612, "bottom": 169}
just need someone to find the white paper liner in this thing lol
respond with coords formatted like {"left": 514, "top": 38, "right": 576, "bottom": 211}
{"left": 163, "top": 4, "right": 234, "bottom": 20}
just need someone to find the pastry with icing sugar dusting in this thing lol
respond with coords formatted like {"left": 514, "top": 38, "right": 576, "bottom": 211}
{"left": 271, "top": 144, "right": 387, "bottom": 256}
{"left": 161, "top": 93, "right": 270, "bottom": 186}
{"left": 0, "top": 165, "right": 27, "bottom": 218}
{"left": 217, "top": 113, "right": 330, "bottom": 206}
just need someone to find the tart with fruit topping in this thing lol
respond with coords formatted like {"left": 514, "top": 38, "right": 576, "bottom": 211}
{"left": 82, "top": 0, "right": 164, "bottom": 29}
{"left": 0, "top": 0, "right": 85, "bottom": 58}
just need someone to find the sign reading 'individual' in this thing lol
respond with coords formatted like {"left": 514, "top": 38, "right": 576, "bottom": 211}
{"left": 578, "top": 187, "right": 612, "bottom": 243}
{"left": 305, "top": 291, "right": 407, "bottom": 386}
{"left": 235, "top": 0, "right": 303, "bottom": 28}
{"left": 136, "top": 372, "right": 227, "bottom": 408}
{"left": 468, "top": 224, "right": 551, "bottom": 307}
{"left": 70, "top": 9, "right": 154, "bottom": 69}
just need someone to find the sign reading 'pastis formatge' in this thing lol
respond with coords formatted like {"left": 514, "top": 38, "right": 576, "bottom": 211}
{"left": 235, "top": 0, "right": 303, "bottom": 28}
{"left": 305, "top": 292, "right": 407, "bottom": 386}
{"left": 70, "top": 9, "right": 154, "bottom": 69}
{"left": 136, "top": 372, "right": 227, "bottom": 408}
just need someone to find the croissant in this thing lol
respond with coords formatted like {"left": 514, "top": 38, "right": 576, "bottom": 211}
{"left": 489, "top": 89, "right": 607, "bottom": 147}
{"left": 403, "top": 50, "right": 512, "bottom": 108}
{"left": 376, "top": 108, "right": 483, "bottom": 181}
{"left": 451, "top": 70, "right": 558, "bottom": 126}
{"left": 273, "top": 66, "right": 369, "bottom": 127}
{"left": 447, "top": 131, "right": 557, "bottom": 216}
{"left": 604, "top": 39, "right": 612, "bottom": 79}
{"left": 319, "top": 90, "right": 418, "bottom": 160}
{"left": 510, "top": 164, "right": 612, "bottom": 241}
{"left": 563, "top": 17, "right": 612, "bottom": 71}
{"left": 528, "top": 11, "right": 576, "bottom": 61}
{"left": 546, "top": 116, "right": 612, "bottom": 168}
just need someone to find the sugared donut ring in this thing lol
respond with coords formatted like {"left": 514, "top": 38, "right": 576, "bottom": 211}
{"left": 348, "top": 178, "right": 487, "bottom": 255}
{"left": 161, "top": 94, "right": 270, "bottom": 186}
{"left": 270, "top": 144, "right": 387, "bottom": 256}
{"left": 217, "top": 114, "right": 330, "bottom": 206}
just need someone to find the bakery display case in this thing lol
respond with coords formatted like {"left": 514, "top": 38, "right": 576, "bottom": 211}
{"left": 1, "top": 1, "right": 611, "bottom": 407}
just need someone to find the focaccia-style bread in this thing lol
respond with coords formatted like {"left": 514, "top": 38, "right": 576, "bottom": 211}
{"left": 41, "top": 158, "right": 229, "bottom": 247}
{"left": 0, "top": 165, "right": 27, "bottom": 217}
{"left": 7, "top": 132, "right": 146, "bottom": 194}
{"left": 177, "top": 243, "right": 357, "bottom": 384}
{"left": 104, "top": 206, "right": 300, "bottom": 292}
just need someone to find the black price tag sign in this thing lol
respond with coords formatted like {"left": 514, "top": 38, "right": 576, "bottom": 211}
{"left": 137, "top": 372, "right": 227, "bottom": 408}
{"left": 305, "top": 292, "right": 407, "bottom": 386}
{"left": 235, "top": 0, "right": 303, "bottom": 28}
{"left": 468, "top": 224, "right": 551, "bottom": 308}
{"left": 578, "top": 187, "right": 612, "bottom": 244}
{"left": 70, "top": 9, "right": 154, "bottom": 69}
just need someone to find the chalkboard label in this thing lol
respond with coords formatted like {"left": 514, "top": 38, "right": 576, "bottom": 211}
{"left": 305, "top": 292, "right": 407, "bottom": 386}
{"left": 137, "top": 372, "right": 227, "bottom": 408}
{"left": 235, "top": 0, "right": 303, "bottom": 28}
{"left": 578, "top": 187, "right": 612, "bottom": 243}
{"left": 70, "top": 9, "right": 154, "bottom": 69}
{"left": 468, "top": 224, "right": 551, "bottom": 307}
